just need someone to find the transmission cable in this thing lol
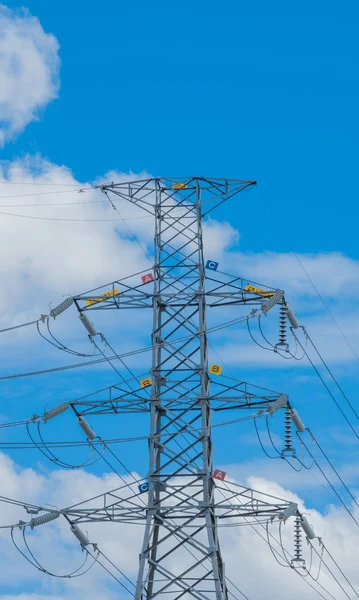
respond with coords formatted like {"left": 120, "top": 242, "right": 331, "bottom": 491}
{"left": 299, "top": 435, "right": 359, "bottom": 528}
{"left": 307, "top": 539, "right": 356, "bottom": 600}
{"left": 0, "top": 209, "right": 147, "bottom": 223}
{"left": 0, "top": 188, "right": 94, "bottom": 199}
{"left": 25, "top": 420, "right": 104, "bottom": 470}
{"left": 84, "top": 547, "right": 135, "bottom": 596}
{"left": 292, "top": 330, "right": 359, "bottom": 443}
{"left": 318, "top": 542, "right": 359, "bottom": 599}
{"left": 0, "top": 318, "right": 40, "bottom": 334}
{"left": 0, "top": 311, "right": 256, "bottom": 381}
{"left": 103, "top": 189, "right": 153, "bottom": 264}
{"left": 36, "top": 320, "right": 96, "bottom": 358}
{"left": 0, "top": 180, "right": 92, "bottom": 187}
{"left": 256, "top": 183, "right": 359, "bottom": 364}
{"left": 300, "top": 328, "right": 359, "bottom": 422}
{"left": 10, "top": 526, "right": 97, "bottom": 579}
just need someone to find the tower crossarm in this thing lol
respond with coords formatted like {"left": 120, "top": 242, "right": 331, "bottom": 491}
{"left": 73, "top": 271, "right": 282, "bottom": 312}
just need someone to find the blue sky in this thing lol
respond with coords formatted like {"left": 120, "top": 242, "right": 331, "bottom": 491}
{"left": 4, "top": 0, "right": 359, "bottom": 256}
{"left": 1, "top": 2, "right": 359, "bottom": 599}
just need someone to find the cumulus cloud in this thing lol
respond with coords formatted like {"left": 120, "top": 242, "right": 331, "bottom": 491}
{"left": 0, "top": 154, "right": 359, "bottom": 373}
{"left": 0, "top": 156, "right": 153, "bottom": 323}
{"left": 0, "top": 6, "right": 60, "bottom": 144}
{"left": 0, "top": 452, "right": 358, "bottom": 599}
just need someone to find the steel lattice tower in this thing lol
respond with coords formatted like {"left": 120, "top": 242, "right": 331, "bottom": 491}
{"left": 70, "top": 177, "right": 294, "bottom": 599}
{"left": 135, "top": 177, "right": 231, "bottom": 599}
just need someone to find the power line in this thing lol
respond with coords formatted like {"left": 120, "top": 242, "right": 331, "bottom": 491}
{"left": 0, "top": 188, "right": 94, "bottom": 199}
{"left": 0, "top": 312, "right": 255, "bottom": 380}
{"left": 0, "top": 209, "right": 147, "bottom": 223}
{"left": 0, "top": 180, "right": 91, "bottom": 187}
{"left": 256, "top": 183, "right": 359, "bottom": 364}
{"left": 103, "top": 189, "right": 153, "bottom": 264}
{"left": 303, "top": 328, "right": 359, "bottom": 422}
{"left": 292, "top": 330, "right": 359, "bottom": 443}
{"left": 299, "top": 435, "right": 359, "bottom": 528}
{"left": 0, "top": 199, "right": 107, "bottom": 207}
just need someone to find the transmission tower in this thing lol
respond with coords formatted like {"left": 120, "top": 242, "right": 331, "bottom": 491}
{"left": 2, "top": 176, "right": 355, "bottom": 600}
{"left": 67, "top": 177, "right": 296, "bottom": 599}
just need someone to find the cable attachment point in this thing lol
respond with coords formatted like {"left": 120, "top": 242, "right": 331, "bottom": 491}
{"left": 79, "top": 312, "right": 97, "bottom": 337}
{"left": 70, "top": 524, "right": 91, "bottom": 548}
{"left": 282, "top": 406, "right": 296, "bottom": 458}
{"left": 275, "top": 303, "right": 289, "bottom": 352}
{"left": 261, "top": 290, "right": 284, "bottom": 314}
{"left": 30, "top": 511, "right": 60, "bottom": 529}
{"left": 50, "top": 297, "right": 74, "bottom": 319}
{"left": 77, "top": 416, "right": 97, "bottom": 441}
{"left": 291, "top": 515, "right": 306, "bottom": 568}
{"left": 300, "top": 515, "right": 316, "bottom": 540}
{"left": 267, "top": 394, "right": 289, "bottom": 415}
{"left": 43, "top": 402, "right": 70, "bottom": 423}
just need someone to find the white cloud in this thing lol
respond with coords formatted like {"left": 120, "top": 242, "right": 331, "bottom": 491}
{"left": 0, "top": 7, "right": 357, "bottom": 600}
{"left": 0, "top": 156, "right": 153, "bottom": 324}
{"left": 0, "top": 155, "right": 358, "bottom": 374}
{"left": 0, "top": 596, "right": 65, "bottom": 600}
{"left": 0, "top": 452, "right": 358, "bottom": 599}
{"left": 233, "top": 250, "right": 359, "bottom": 299}
{"left": 0, "top": 6, "right": 60, "bottom": 145}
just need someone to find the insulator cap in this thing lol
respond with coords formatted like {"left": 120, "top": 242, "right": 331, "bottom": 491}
{"left": 268, "top": 394, "right": 289, "bottom": 415}
{"left": 291, "top": 408, "right": 306, "bottom": 432}
{"left": 70, "top": 524, "right": 90, "bottom": 547}
{"left": 79, "top": 312, "right": 97, "bottom": 337}
{"left": 261, "top": 290, "right": 284, "bottom": 314}
{"left": 301, "top": 516, "right": 316, "bottom": 539}
{"left": 50, "top": 297, "right": 74, "bottom": 318}
{"left": 30, "top": 511, "right": 60, "bottom": 528}
{"left": 286, "top": 305, "right": 300, "bottom": 329}
{"left": 280, "top": 502, "right": 298, "bottom": 521}
{"left": 43, "top": 402, "right": 70, "bottom": 423}
{"left": 77, "top": 416, "right": 96, "bottom": 440}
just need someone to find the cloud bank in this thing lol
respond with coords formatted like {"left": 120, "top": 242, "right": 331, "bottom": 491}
{"left": 0, "top": 5, "right": 60, "bottom": 145}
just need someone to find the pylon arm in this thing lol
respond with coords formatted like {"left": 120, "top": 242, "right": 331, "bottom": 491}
{"left": 36, "top": 480, "right": 298, "bottom": 526}
{"left": 69, "top": 378, "right": 288, "bottom": 417}
{"left": 73, "top": 269, "right": 283, "bottom": 313}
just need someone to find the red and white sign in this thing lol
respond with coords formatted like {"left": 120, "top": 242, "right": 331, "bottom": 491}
{"left": 141, "top": 273, "right": 154, "bottom": 284}
{"left": 213, "top": 469, "right": 226, "bottom": 481}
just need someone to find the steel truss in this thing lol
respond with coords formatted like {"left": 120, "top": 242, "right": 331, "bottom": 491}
{"left": 68, "top": 177, "right": 291, "bottom": 599}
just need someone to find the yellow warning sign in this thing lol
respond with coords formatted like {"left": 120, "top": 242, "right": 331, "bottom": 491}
{"left": 172, "top": 182, "right": 188, "bottom": 190}
{"left": 86, "top": 289, "right": 119, "bottom": 306}
{"left": 244, "top": 284, "right": 274, "bottom": 298}
{"left": 140, "top": 377, "right": 152, "bottom": 388}
{"left": 209, "top": 364, "right": 223, "bottom": 376}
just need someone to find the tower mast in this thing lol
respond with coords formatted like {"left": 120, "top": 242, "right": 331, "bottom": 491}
{"left": 134, "top": 178, "right": 228, "bottom": 598}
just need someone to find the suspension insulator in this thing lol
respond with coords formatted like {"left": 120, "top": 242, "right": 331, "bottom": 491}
{"left": 275, "top": 304, "right": 289, "bottom": 352}
{"left": 50, "top": 297, "right": 74, "bottom": 319}
{"left": 261, "top": 290, "right": 284, "bottom": 314}
{"left": 291, "top": 408, "right": 306, "bottom": 433}
{"left": 280, "top": 502, "right": 298, "bottom": 522}
{"left": 70, "top": 524, "right": 90, "bottom": 547}
{"left": 286, "top": 305, "right": 300, "bottom": 329}
{"left": 43, "top": 402, "right": 70, "bottom": 423}
{"left": 291, "top": 515, "right": 306, "bottom": 567}
{"left": 281, "top": 406, "right": 295, "bottom": 457}
{"left": 77, "top": 416, "right": 96, "bottom": 441}
{"left": 267, "top": 394, "right": 289, "bottom": 415}
{"left": 301, "top": 515, "right": 316, "bottom": 540}
{"left": 30, "top": 511, "right": 60, "bottom": 529}
{"left": 79, "top": 312, "right": 97, "bottom": 337}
